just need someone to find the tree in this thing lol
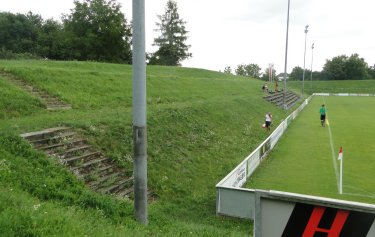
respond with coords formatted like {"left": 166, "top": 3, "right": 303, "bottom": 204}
{"left": 223, "top": 66, "right": 232, "bottom": 74}
{"left": 289, "top": 66, "right": 302, "bottom": 81}
{"left": 0, "top": 12, "right": 40, "bottom": 54}
{"left": 244, "top": 64, "right": 261, "bottom": 79}
{"left": 345, "top": 54, "right": 369, "bottom": 80}
{"left": 322, "top": 54, "right": 369, "bottom": 80}
{"left": 368, "top": 65, "right": 375, "bottom": 79}
{"left": 149, "top": 0, "right": 191, "bottom": 66}
{"left": 36, "top": 19, "right": 65, "bottom": 59}
{"left": 63, "top": 0, "right": 132, "bottom": 63}
{"left": 323, "top": 55, "right": 348, "bottom": 80}
{"left": 234, "top": 63, "right": 261, "bottom": 78}
{"left": 235, "top": 64, "right": 246, "bottom": 76}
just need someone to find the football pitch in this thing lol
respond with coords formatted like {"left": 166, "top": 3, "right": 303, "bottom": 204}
{"left": 246, "top": 95, "right": 375, "bottom": 204}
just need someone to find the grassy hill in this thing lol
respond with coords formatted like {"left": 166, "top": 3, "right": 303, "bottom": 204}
{"left": 0, "top": 60, "right": 292, "bottom": 236}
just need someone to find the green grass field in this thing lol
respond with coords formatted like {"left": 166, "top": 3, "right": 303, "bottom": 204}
{"left": 246, "top": 95, "right": 375, "bottom": 204}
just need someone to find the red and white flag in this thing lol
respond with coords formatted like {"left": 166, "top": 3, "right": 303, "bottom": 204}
{"left": 338, "top": 147, "right": 343, "bottom": 160}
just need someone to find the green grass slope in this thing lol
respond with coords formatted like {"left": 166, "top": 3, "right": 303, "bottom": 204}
{"left": 0, "top": 60, "right": 291, "bottom": 236}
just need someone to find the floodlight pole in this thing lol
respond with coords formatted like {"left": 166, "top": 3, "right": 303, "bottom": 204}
{"left": 282, "top": 0, "right": 291, "bottom": 110}
{"left": 310, "top": 43, "right": 314, "bottom": 89}
{"left": 132, "top": 0, "right": 148, "bottom": 224}
{"left": 302, "top": 25, "right": 309, "bottom": 96}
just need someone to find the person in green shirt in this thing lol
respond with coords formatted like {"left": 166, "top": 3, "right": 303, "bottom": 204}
{"left": 320, "top": 104, "right": 326, "bottom": 127}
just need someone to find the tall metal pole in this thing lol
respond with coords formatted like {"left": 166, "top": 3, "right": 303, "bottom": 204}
{"left": 302, "top": 25, "right": 309, "bottom": 96}
{"left": 310, "top": 43, "right": 314, "bottom": 89}
{"left": 282, "top": 0, "right": 291, "bottom": 109}
{"left": 132, "top": 0, "right": 148, "bottom": 224}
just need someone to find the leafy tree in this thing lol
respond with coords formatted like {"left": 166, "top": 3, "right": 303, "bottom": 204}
{"left": 235, "top": 64, "right": 246, "bottom": 76}
{"left": 245, "top": 64, "right": 261, "bottom": 79}
{"left": 289, "top": 66, "right": 303, "bottom": 81}
{"left": 63, "top": 0, "right": 132, "bottom": 63}
{"left": 323, "top": 54, "right": 369, "bottom": 80}
{"left": 323, "top": 55, "right": 347, "bottom": 80}
{"left": 234, "top": 63, "right": 261, "bottom": 78}
{"left": 223, "top": 66, "right": 232, "bottom": 74}
{"left": 36, "top": 19, "right": 65, "bottom": 59}
{"left": 149, "top": 0, "right": 191, "bottom": 66}
{"left": 368, "top": 65, "right": 375, "bottom": 79}
{"left": 345, "top": 54, "right": 369, "bottom": 80}
{"left": 0, "top": 12, "right": 40, "bottom": 54}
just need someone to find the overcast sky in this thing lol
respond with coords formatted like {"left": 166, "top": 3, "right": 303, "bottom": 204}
{"left": 2, "top": 0, "right": 375, "bottom": 74}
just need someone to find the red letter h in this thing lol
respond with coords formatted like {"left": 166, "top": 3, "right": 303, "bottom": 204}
{"left": 302, "top": 206, "right": 349, "bottom": 237}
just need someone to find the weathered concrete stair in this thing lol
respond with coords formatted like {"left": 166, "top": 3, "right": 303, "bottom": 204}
{"left": 0, "top": 71, "right": 71, "bottom": 110}
{"left": 263, "top": 91, "right": 301, "bottom": 109}
{"left": 21, "top": 127, "right": 133, "bottom": 198}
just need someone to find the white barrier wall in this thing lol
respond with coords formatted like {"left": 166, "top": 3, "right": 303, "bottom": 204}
{"left": 216, "top": 96, "right": 312, "bottom": 219}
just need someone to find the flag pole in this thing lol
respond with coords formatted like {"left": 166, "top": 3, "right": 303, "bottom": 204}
{"left": 339, "top": 147, "right": 343, "bottom": 194}
{"left": 340, "top": 156, "right": 343, "bottom": 194}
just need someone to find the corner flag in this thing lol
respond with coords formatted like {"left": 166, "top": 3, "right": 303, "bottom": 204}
{"left": 338, "top": 146, "right": 343, "bottom": 194}
{"left": 338, "top": 147, "right": 343, "bottom": 160}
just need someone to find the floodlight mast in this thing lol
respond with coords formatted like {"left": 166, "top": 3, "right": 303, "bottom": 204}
{"left": 302, "top": 25, "right": 309, "bottom": 96}
{"left": 132, "top": 0, "right": 148, "bottom": 225}
{"left": 283, "top": 0, "right": 291, "bottom": 110}
{"left": 310, "top": 43, "right": 314, "bottom": 89}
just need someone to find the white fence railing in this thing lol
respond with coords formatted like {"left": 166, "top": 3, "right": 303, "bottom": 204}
{"left": 216, "top": 96, "right": 313, "bottom": 219}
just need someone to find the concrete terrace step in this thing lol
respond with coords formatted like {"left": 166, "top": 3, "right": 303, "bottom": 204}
{"left": 20, "top": 126, "right": 71, "bottom": 140}
{"left": 116, "top": 188, "right": 133, "bottom": 197}
{"left": 71, "top": 157, "right": 109, "bottom": 170}
{"left": 31, "top": 132, "right": 76, "bottom": 145}
{"left": 87, "top": 172, "right": 121, "bottom": 188}
{"left": 98, "top": 176, "right": 134, "bottom": 194}
{"left": 64, "top": 151, "right": 101, "bottom": 163}
{"left": 61, "top": 145, "right": 92, "bottom": 157}
{"left": 40, "top": 138, "right": 86, "bottom": 151}
{"left": 263, "top": 91, "right": 301, "bottom": 109}
{"left": 0, "top": 71, "right": 71, "bottom": 111}
{"left": 20, "top": 127, "right": 134, "bottom": 198}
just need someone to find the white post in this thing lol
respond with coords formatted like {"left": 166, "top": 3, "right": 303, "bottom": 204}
{"left": 339, "top": 154, "right": 343, "bottom": 194}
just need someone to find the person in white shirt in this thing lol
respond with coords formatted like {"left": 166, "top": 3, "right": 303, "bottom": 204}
{"left": 265, "top": 112, "right": 272, "bottom": 131}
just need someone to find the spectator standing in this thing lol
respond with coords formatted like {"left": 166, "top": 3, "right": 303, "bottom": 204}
{"left": 265, "top": 112, "right": 272, "bottom": 131}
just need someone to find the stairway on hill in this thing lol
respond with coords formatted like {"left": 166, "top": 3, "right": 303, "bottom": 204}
{"left": 0, "top": 71, "right": 71, "bottom": 110}
{"left": 263, "top": 91, "right": 300, "bottom": 109}
{"left": 21, "top": 127, "right": 134, "bottom": 198}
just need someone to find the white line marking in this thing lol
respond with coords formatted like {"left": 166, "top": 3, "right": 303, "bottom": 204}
{"left": 322, "top": 97, "right": 340, "bottom": 192}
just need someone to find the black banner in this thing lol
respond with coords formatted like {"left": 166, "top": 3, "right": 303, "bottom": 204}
{"left": 282, "top": 203, "right": 375, "bottom": 237}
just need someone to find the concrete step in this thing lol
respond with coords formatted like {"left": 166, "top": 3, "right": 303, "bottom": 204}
{"left": 98, "top": 176, "right": 133, "bottom": 194}
{"left": 32, "top": 131, "right": 76, "bottom": 146}
{"left": 40, "top": 138, "right": 86, "bottom": 151}
{"left": 64, "top": 151, "right": 101, "bottom": 163}
{"left": 87, "top": 172, "right": 121, "bottom": 188}
{"left": 20, "top": 126, "right": 135, "bottom": 198}
{"left": 20, "top": 127, "right": 71, "bottom": 141}
{"left": 60, "top": 145, "right": 92, "bottom": 158}
{"left": 71, "top": 157, "right": 109, "bottom": 170}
